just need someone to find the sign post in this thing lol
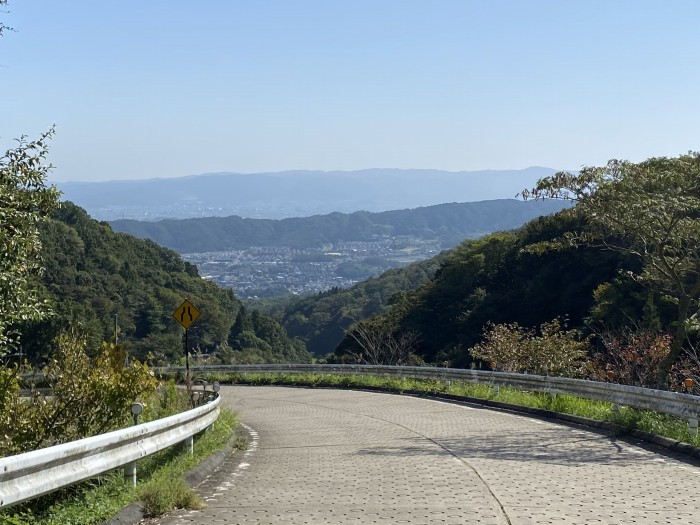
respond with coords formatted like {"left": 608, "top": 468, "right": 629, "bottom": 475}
{"left": 172, "top": 299, "right": 201, "bottom": 383}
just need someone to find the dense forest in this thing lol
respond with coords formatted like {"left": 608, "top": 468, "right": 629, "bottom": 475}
{"left": 333, "top": 212, "right": 647, "bottom": 365}
{"left": 274, "top": 210, "right": 641, "bottom": 361}
{"left": 15, "top": 202, "right": 310, "bottom": 366}
{"left": 110, "top": 199, "right": 569, "bottom": 253}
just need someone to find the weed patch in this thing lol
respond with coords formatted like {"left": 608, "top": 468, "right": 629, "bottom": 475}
{"left": 139, "top": 479, "right": 204, "bottom": 517}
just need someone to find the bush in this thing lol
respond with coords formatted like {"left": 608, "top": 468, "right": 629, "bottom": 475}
{"left": 0, "top": 335, "right": 158, "bottom": 455}
{"left": 470, "top": 318, "right": 591, "bottom": 377}
{"left": 591, "top": 329, "right": 671, "bottom": 388}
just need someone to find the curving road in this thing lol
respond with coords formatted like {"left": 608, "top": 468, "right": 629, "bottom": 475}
{"left": 154, "top": 386, "right": 700, "bottom": 524}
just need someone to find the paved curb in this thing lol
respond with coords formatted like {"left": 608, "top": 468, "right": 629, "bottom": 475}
{"left": 101, "top": 425, "right": 251, "bottom": 525}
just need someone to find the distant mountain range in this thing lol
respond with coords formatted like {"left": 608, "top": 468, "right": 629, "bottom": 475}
{"left": 110, "top": 199, "right": 570, "bottom": 253}
{"left": 58, "top": 167, "right": 559, "bottom": 220}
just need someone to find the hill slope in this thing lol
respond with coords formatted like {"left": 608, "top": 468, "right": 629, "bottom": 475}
{"left": 17, "top": 202, "right": 310, "bottom": 365}
{"left": 277, "top": 255, "right": 446, "bottom": 355}
{"left": 332, "top": 211, "right": 671, "bottom": 367}
{"left": 277, "top": 209, "right": 675, "bottom": 361}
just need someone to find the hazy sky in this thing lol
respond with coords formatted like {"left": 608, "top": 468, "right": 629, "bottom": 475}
{"left": 1, "top": 1, "right": 698, "bottom": 182}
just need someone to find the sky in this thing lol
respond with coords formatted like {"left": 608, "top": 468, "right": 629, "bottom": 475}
{"left": 1, "top": 0, "right": 699, "bottom": 183}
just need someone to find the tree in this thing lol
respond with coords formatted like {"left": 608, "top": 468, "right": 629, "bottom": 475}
{"left": 0, "top": 0, "right": 12, "bottom": 38}
{"left": 522, "top": 153, "right": 700, "bottom": 388}
{"left": 340, "top": 317, "right": 422, "bottom": 366}
{"left": 0, "top": 129, "right": 61, "bottom": 353}
{"left": 590, "top": 328, "right": 672, "bottom": 388}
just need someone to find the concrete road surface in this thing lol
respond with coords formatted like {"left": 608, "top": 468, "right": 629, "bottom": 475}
{"left": 153, "top": 386, "right": 700, "bottom": 524}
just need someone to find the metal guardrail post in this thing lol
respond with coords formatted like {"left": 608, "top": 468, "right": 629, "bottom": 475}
{"left": 209, "top": 382, "right": 221, "bottom": 431}
{"left": 124, "top": 462, "right": 137, "bottom": 486}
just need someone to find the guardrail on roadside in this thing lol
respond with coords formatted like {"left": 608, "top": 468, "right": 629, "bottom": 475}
{"left": 0, "top": 393, "right": 220, "bottom": 508}
{"left": 163, "top": 363, "right": 700, "bottom": 430}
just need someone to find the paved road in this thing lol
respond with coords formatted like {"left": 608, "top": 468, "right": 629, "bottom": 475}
{"left": 155, "top": 386, "right": 700, "bottom": 524}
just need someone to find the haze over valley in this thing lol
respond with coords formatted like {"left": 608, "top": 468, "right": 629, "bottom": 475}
{"left": 59, "top": 167, "right": 558, "bottom": 221}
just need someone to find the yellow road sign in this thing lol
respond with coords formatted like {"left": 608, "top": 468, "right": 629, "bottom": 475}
{"left": 172, "top": 299, "right": 201, "bottom": 329}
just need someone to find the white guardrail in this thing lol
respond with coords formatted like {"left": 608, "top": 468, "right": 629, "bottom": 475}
{"left": 0, "top": 395, "right": 220, "bottom": 508}
{"left": 172, "top": 363, "right": 700, "bottom": 423}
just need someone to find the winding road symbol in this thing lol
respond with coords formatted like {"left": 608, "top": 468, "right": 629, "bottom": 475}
{"left": 172, "top": 299, "right": 201, "bottom": 329}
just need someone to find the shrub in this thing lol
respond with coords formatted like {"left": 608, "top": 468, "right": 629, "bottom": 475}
{"left": 0, "top": 335, "right": 158, "bottom": 455}
{"left": 591, "top": 329, "right": 672, "bottom": 388}
{"left": 470, "top": 318, "right": 591, "bottom": 377}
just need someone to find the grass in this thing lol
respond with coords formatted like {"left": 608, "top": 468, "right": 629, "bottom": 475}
{"left": 204, "top": 371, "right": 700, "bottom": 447}
{"left": 0, "top": 402, "right": 239, "bottom": 525}
{"left": 139, "top": 479, "right": 204, "bottom": 517}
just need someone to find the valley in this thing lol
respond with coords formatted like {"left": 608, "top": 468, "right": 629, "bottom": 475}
{"left": 183, "top": 237, "right": 442, "bottom": 298}
{"left": 112, "top": 198, "right": 570, "bottom": 298}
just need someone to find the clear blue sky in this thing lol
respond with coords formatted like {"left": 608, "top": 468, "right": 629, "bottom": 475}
{"left": 1, "top": 1, "right": 698, "bottom": 182}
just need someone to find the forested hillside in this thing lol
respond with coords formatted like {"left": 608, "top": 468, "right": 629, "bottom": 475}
{"left": 17, "top": 202, "right": 310, "bottom": 365}
{"left": 276, "top": 255, "right": 446, "bottom": 355}
{"left": 110, "top": 199, "right": 569, "bottom": 253}
{"left": 275, "top": 206, "right": 676, "bottom": 367}
{"left": 334, "top": 211, "right": 644, "bottom": 366}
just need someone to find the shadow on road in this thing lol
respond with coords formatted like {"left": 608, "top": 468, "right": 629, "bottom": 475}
{"left": 353, "top": 427, "right": 693, "bottom": 467}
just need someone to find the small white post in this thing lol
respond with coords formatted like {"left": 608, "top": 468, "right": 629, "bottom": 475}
{"left": 125, "top": 402, "right": 143, "bottom": 485}
{"left": 689, "top": 418, "right": 698, "bottom": 437}
{"left": 185, "top": 435, "right": 194, "bottom": 455}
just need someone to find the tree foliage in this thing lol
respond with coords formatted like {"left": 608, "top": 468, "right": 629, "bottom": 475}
{"left": 227, "top": 307, "right": 310, "bottom": 363}
{"left": 0, "top": 0, "right": 12, "bottom": 38}
{"left": 590, "top": 328, "right": 672, "bottom": 388}
{"left": 383, "top": 212, "right": 632, "bottom": 366}
{"left": 522, "top": 153, "right": 700, "bottom": 387}
{"left": 0, "top": 129, "right": 61, "bottom": 352}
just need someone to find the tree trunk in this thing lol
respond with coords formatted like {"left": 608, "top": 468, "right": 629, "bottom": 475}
{"left": 656, "top": 296, "right": 691, "bottom": 389}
